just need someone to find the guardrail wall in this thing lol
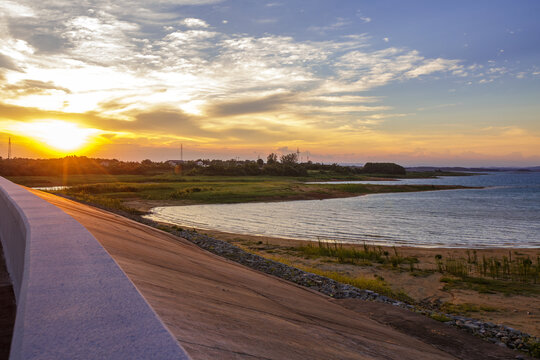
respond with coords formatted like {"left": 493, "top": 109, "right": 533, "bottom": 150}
{"left": 0, "top": 177, "right": 190, "bottom": 360}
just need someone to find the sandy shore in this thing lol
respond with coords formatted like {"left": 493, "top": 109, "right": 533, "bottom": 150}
{"left": 195, "top": 228, "right": 539, "bottom": 337}
{"left": 31, "top": 189, "right": 526, "bottom": 359}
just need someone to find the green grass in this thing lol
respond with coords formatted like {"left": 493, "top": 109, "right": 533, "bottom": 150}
{"left": 435, "top": 252, "right": 540, "bottom": 284}
{"left": 7, "top": 174, "right": 150, "bottom": 187}
{"left": 318, "top": 183, "right": 470, "bottom": 195}
{"left": 66, "top": 183, "right": 173, "bottom": 194}
{"left": 267, "top": 255, "right": 413, "bottom": 303}
{"left": 61, "top": 192, "right": 143, "bottom": 215}
{"left": 16, "top": 173, "right": 471, "bottom": 207}
{"left": 305, "top": 267, "right": 414, "bottom": 303}
{"left": 294, "top": 241, "right": 420, "bottom": 271}
{"left": 440, "top": 276, "right": 540, "bottom": 296}
{"left": 296, "top": 241, "right": 384, "bottom": 264}
{"left": 440, "top": 302, "right": 499, "bottom": 315}
{"left": 429, "top": 313, "right": 452, "bottom": 322}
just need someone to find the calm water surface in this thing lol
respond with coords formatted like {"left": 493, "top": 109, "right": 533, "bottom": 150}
{"left": 145, "top": 172, "right": 540, "bottom": 248}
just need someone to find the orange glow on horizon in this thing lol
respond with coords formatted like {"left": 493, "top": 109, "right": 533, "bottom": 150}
{"left": 7, "top": 120, "right": 101, "bottom": 156}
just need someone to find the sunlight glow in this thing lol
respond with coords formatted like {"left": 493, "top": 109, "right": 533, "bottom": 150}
{"left": 14, "top": 120, "right": 100, "bottom": 152}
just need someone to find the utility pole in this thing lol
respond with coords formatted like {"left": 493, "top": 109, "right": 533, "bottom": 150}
{"left": 8, "top": 137, "right": 11, "bottom": 159}
{"left": 180, "top": 143, "right": 183, "bottom": 162}
{"left": 297, "top": 147, "right": 300, "bottom": 163}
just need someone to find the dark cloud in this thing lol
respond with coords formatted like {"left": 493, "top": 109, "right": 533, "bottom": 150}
{"left": 7, "top": 15, "right": 69, "bottom": 55}
{"left": 0, "top": 54, "right": 22, "bottom": 72}
{"left": 83, "top": 108, "right": 213, "bottom": 137}
{"left": 205, "top": 93, "right": 294, "bottom": 117}
{"left": 134, "top": 110, "right": 196, "bottom": 131}
{"left": 29, "top": 34, "right": 66, "bottom": 53}
{"left": 2, "top": 80, "right": 72, "bottom": 97}
{"left": 0, "top": 101, "right": 295, "bottom": 144}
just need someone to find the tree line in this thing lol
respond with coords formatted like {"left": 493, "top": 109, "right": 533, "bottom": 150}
{"left": 0, "top": 154, "right": 406, "bottom": 177}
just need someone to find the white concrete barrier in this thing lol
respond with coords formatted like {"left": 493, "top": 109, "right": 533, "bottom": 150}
{"left": 0, "top": 177, "right": 190, "bottom": 360}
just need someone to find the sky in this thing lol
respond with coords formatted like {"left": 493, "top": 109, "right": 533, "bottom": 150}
{"left": 0, "top": 0, "right": 539, "bottom": 166}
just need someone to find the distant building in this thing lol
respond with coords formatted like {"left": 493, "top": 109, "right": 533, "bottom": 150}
{"left": 167, "top": 160, "right": 208, "bottom": 167}
{"left": 166, "top": 160, "right": 184, "bottom": 166}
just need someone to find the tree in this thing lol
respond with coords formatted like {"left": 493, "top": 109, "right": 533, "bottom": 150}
{"left": 362, "top": 162, "right": 406, "bottom": 175}
{"left": 280, "top": 153, "right": 298, "bottom": 165}
{"left": 256, "top": 158, "right": 264, "bottom": 167}
{"left": 267, "top": 153, "right": 278, "bottom": 164}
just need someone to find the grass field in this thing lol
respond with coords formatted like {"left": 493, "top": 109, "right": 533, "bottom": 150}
{"left": 8, "top": 173, "right": 472, "bottom": 211}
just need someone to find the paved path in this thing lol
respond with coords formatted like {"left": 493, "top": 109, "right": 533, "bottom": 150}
{"left": 32, "top": 190, "right": 521, "bottom": 360}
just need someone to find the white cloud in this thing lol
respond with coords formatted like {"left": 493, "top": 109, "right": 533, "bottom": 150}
{"left": 308, "top": 18, "right": 350, "bottom": 33}
{"left": 356, "top": 11, "right": 371, "bottom": 23}
{"left": 0, "top": 1, "right": 36, "bottom": 17}
{"left": 405, "top": 58, "right": 461, "bottom": 78}
{"left": 180, "top": 18, "right": 209, "bottom": 28}
{"left": 335, "top": 48, "right": 462, "bottom": 90}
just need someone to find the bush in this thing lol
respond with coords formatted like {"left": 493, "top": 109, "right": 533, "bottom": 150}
{"left": 362, "top": 162, "right": 406, "bottom": 175}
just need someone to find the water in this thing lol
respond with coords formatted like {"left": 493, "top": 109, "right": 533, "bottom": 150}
{"left": 145, "top": 172, "right": 540, "bottom": 248}
{"left": 32, "top": 186, "right": 70, "bottom": 191}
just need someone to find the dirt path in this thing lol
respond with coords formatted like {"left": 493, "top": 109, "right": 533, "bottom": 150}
{"left": 31, "top": 190, "right": 523, "bottom": 360}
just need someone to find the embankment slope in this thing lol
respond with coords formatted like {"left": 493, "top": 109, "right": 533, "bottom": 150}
{"left": 31, "top": 189, "right": 521, "bottom": 360}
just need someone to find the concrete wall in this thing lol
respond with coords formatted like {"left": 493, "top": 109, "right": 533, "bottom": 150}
{"left": 0, "top": 177, "right": 190, "bottom": 360}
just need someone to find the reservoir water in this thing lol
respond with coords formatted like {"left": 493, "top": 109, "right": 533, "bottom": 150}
{"left": 145, "top": 172, "right": 540, "bottom": 248}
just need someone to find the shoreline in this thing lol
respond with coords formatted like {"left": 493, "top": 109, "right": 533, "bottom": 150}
{"left": 172, "top": 226, "right": 539, "bottom": 338}
{"left": 115, "top": 183, "right": 474, "bottom": 212}
{"left": 144, "top": 220, "right": 540, "bottom": 250}
{"left": 30, "top": 188, "right": 531, "bottom": 360}
{"left": 32, "top": 190, "right": 540, "bottom": 353}
{"left": 160, "top": 224, "right": 540, "bottom": 348}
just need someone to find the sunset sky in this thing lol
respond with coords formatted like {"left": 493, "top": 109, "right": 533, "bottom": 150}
{"left": 0, "top": 0, "right": 539, "bottom": 166}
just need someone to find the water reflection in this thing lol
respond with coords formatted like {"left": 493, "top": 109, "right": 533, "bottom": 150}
{"left": 144, "top": 172, "right": 540, "bottom": 248}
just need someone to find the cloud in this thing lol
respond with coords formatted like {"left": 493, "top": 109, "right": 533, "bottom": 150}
{"left": 2, "top": 79, "right": 72, "bottom": 97}
{"left": 335, "top": 49, "right": 463, "bottom": 90}
{"left": 405, "top": 58, "right": 461, "bottom": 78}
{"left": 356, "top": 11, "right": 371, "bottom": 23}
{"left": 308, "top": 18, "right": 351, "bottom": 33}
{"left": 0, "top": 54, "right": 22, "bottom": 71}
{"left": 0, "top": 1, "right": 35, "bottom": 17}
{"left": 180, "top": 18, "right": 209, "bottom": 28}
{"left": 3, "top": 0, "right": 515, "bottom": 159}
{"left": 206, "top": 93, "right": 294, "bottom": 117}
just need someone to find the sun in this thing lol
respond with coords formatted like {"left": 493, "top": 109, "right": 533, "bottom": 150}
{"left": 17, "top": 120, "right": 100, "bottom": 152}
